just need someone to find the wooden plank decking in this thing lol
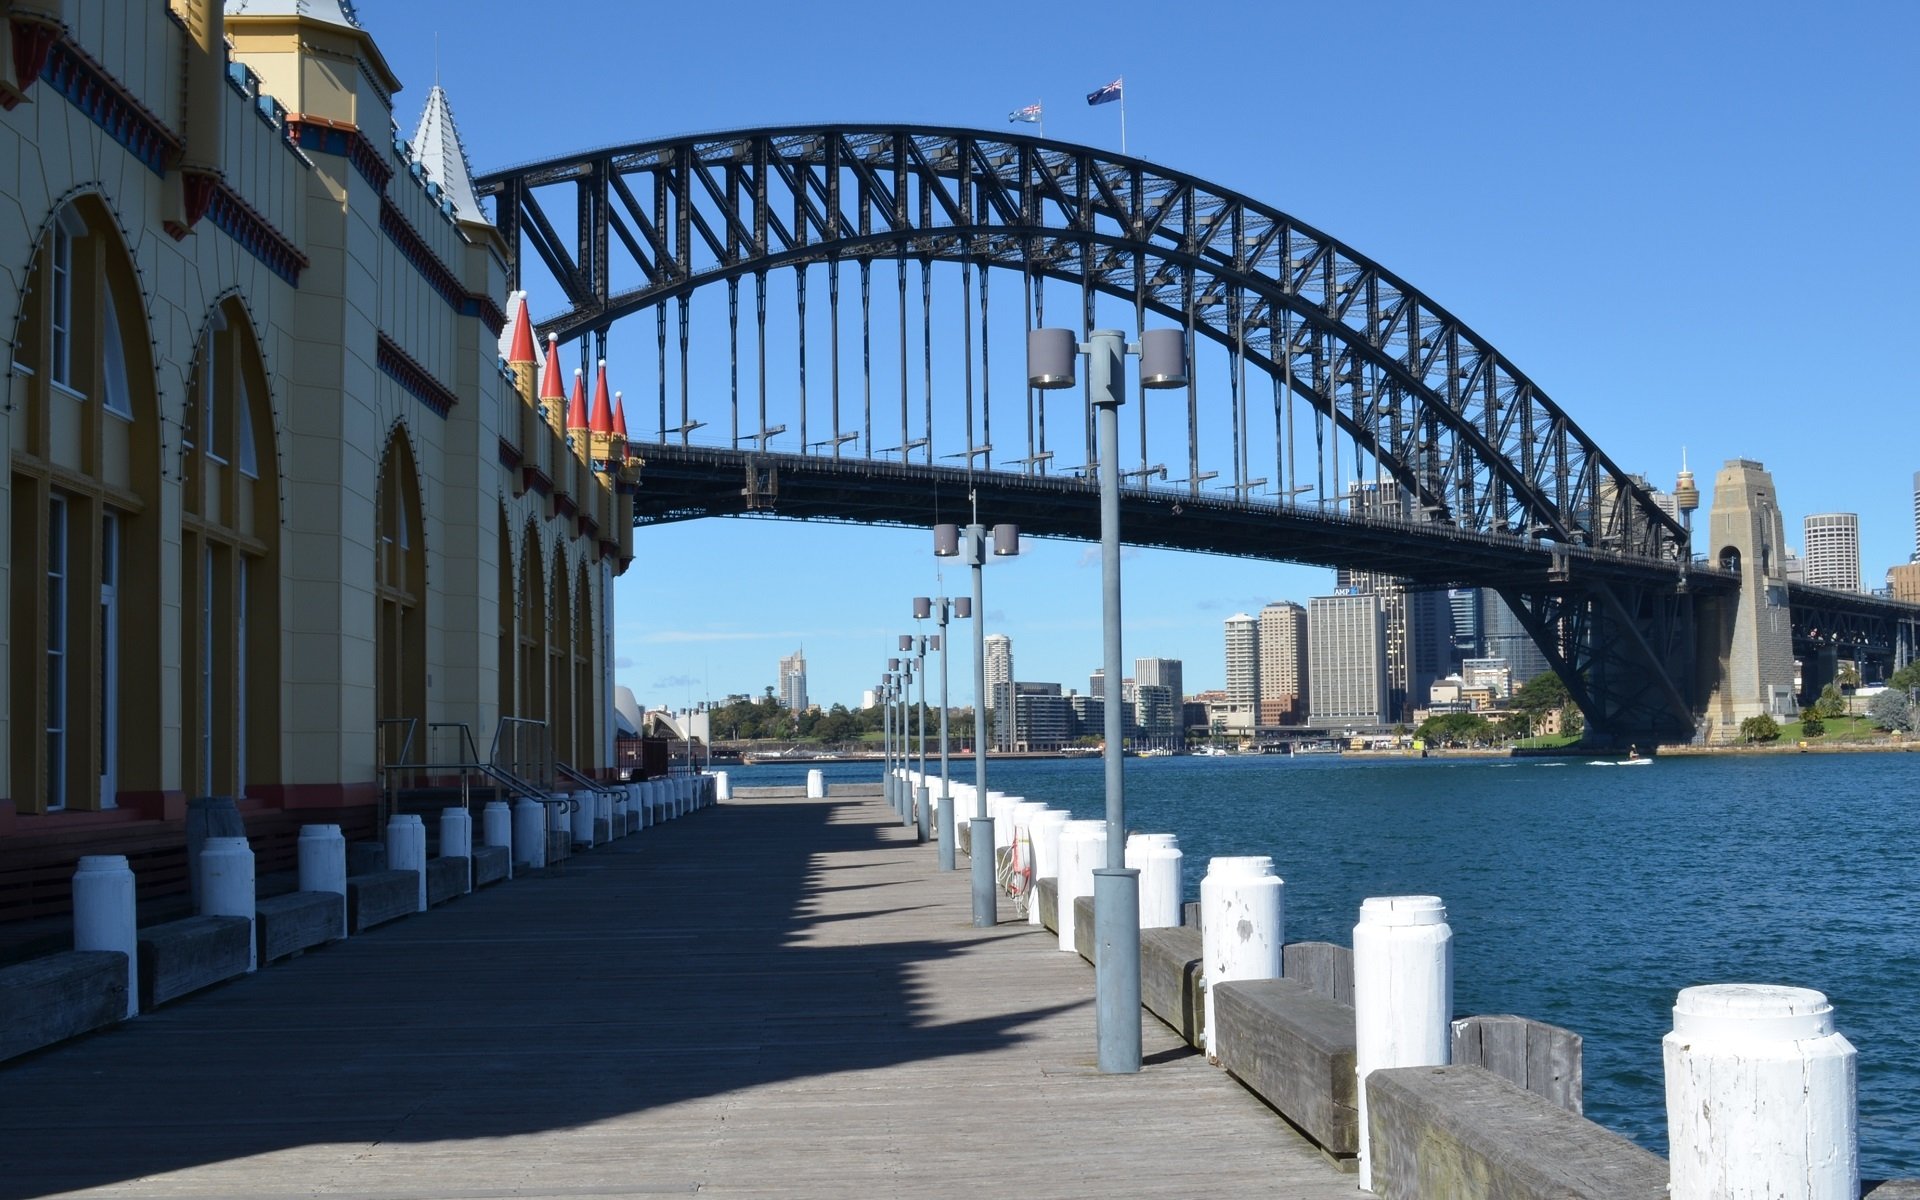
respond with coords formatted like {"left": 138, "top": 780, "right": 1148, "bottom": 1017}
{"left": 0, "top": 789, "right": 1356, "bottom": 1199}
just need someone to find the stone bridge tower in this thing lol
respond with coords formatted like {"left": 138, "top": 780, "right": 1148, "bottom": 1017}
{"left": 1697, "top": 459, "right": 1797, "bottom": 740}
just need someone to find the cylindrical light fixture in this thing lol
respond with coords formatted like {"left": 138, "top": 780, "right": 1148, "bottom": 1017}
{"left": 929, "top": 634, "right": 941, "bottom": 651}
{"left": 913, "top": 596, "right": 932, "bottom": 619}
{"left": 899, "top": 634, "right": 913, "bottom": 652}
{"left": 889, "top": 657, "right": 900, "bottom": 671}
{"left": 954, "top": 597, "right": 972, "bottom": 619}
{"left": 1138, "top": 328, "right": 1189, "bottom": 389}
{"left": 933, "top": 523, "right": 960, "bottom": 557}
{"left": 991, "top": 524, "right": 1020, "bottom": 556}
{"left": 1027, "top": 328, "right": 1077, "bottom": 388}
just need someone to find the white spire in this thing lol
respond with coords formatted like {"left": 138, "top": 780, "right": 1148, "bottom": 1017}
{"left": 411, "top": 84, "right": 486, "bottom": 225}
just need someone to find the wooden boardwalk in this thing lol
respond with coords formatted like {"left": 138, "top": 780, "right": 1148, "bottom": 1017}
{"left": 0, "top": 789, "right": 1356, "bottom": 1199}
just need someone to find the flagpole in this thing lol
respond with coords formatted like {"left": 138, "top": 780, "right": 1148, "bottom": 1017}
{"left": 1038, "top": 100, "right": 1045, "bottom": 139}
{"left": 1119, "top": 77, "right": 1127, "bottom": 155}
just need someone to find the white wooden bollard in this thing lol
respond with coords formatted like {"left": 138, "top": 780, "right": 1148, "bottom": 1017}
{"left": 680, "top": 776, "right": 694, "bottom": 814}
{"left": 482, "top": 802, "right": 513, "bottom": 879}
{"left": 806, "top": 768, "right": 826, "bottom": 798}
{"left": 949, "top": 784, "right": 974, "bottom": 834}
{"left": 72, "top": 855, "right": 138, "bottom": 1018}
{"left": 989, "top": 792, "right": 1018, "bottom": 849}
{"left": 1354, "top": 894, "right": 1453, "bottom": 1192}
{"left": 1201, "top": 856, "right": 1284, "bottom": 1060}
{"left": 387, "top": 815, "right": 427, "bottom": 912}
{"left": 1664, "top": 984, "right": 1857, "bottom": 1200}
{"left": 439, "top": 808, "right": 473, "bottom": 893}
{"left": 569, "top": 790, "right": 595, "bottom": 849}
{"left": 512, "top": 798, "right": 546, "bottom": 870}
{"left": 546, "top": 794, "right": 570, "bottom": 858}
{"left": 298, "top": 824, "right": 349, "bottom": 936}
{"left": 623, "top": 783, "right": 642, "bottom": 832}
{"left": 1126, "top": 834, "right": 1184, "bottom": 929}
{"left": 1056, "top": 820, "right": 1106, "bottom": 955}
{"left": 610, "top": 793, "right": 626, "bottom": 838}
{"left": 715, "top": 771, "right": 731, "bottom": 800}
{"left": 595, "top": 791, "right": 613, "bottom": 842}
{"left": 199, "top": 836, "right": 258, "bottom": 972}
{"left": 1028, "top": 811, "right": 1072, "bottom": 927}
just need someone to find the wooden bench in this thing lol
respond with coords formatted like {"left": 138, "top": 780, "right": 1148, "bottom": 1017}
{"left": 255, "top": 892, "right": 344, "bottom": 964}
{"left": 1364, "top": 1065, "right": 1666, "bottom": 1199}
{"left": 137, "top": 915, "right": 251, "bottom": 1008}
{"left": 425, "top": 857, "right": 468, "bottom": 907}
{"left": 1212, "top": 977, "right": 1359, "bottom": 1161}
{"left": 1035, "top": 877, "right": 1058, "bottom": 933}
{"left": 1452, "top": 1014, "right": 1583, "bottom": 1113}
{"left": 471, "top": 844, "right": 510, "bottom": 888}
{"left": 346, "top": 870, "right": 417, "bottom": 932}
{"left": 0, "top": 951, "right": 128, "bottom": 1062}
{"left": 1140, "top": 925, "right": 1204, "bottom": 1048}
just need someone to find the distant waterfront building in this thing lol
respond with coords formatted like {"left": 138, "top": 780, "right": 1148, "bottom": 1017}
{"left": 1307, "top": 593, "right": 1388, "bottom": 728}
{"left": 1481, "top": 589, "right": 1551, "bottom": 686}
{"left": 1783, "top": 549, "right": 1805, "bottom": 584}
{"left": 861, "top": 689, "right": 878, "bottom": 710}
{"left": 1461, "top": 657, "right": 1514, "bottom": 699}
{"left": 778, "top": 650, "right": 808, "bottom": 711}
{"left": 1223, "top": 613, "right": 1259, "bottom": 731}
{"left": 984, "top": 634, "right": 1015, "bottom": 751}
{"left": 1803, "top": 513, "right": 1862, "bottom": 592}
{"left": 1012, "top": 682, "right": 1070, "bottom": 751}
{"left": 1135, "top": 657, "right": 1184, "bottom": 708}
{"left": 1089, "top": 669, "right": 1104, "bottom": 698}
{"left": 1889, "top": 562, "right": 1920, "bottom": 604}
{"left": 1911, "top": 471, "right": 1920, "bottom": 560}
{"left": 1448, "top": 588, "right": 1482, "bottom": 659}
{"left": 1256, "top": 601, "right": 1308, "bottom": 725}
{"left": 1132, "top": 683, "right": 1177, "bottom": 747}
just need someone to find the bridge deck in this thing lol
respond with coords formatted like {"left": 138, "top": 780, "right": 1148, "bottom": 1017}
{"left": 0, "top": 787, "right": 1354, "bottom": 1199}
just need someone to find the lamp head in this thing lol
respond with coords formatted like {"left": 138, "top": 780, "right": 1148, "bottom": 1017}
{"left": 899, "top": 635, "right": 913, "bottom": 652}
{"left": 991, "top": 523, "right": 1021, "bottom": 556}
{"left": 933, "top": 523, "right": 960, "bottom": 557}
{"left": 913, "top": 596, "right": 932, "bottom": 620}
{"left": 954, "top": 597, "right": 972, "bottom": 619}
{"left": 1028, "top": 328, "right": 1078, "bottom": 389}
{"left": 1138, "top": 328, "right": 1189, "bottom": 389}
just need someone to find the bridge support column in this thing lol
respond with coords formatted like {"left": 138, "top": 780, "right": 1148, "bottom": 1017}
{"left": 1699, "top": 459, "right": 1797, "bottom": 741}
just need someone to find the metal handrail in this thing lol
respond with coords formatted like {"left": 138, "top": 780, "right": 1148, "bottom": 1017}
{"left": 489, "top": 716, "right": 551, "bottom": 790}
{"left": 379, "top": 757, "right": 576, "bottom": 814}
{"left": 553, "top": 760, "right": 621, "bottom": 796}
{"left": 428, "top": 722, "right": 485, "bottom": 767}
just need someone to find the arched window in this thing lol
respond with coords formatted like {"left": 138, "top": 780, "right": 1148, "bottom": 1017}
{"left": 180, "top": 298, "right": 280, "bottom": 799}
{"left": 7, "top": 198, "right": 162, "bottom": 812}
{"left": 374, "top": 431, "right": 426, "bottom": 759}
{"left": 548, "top": 547, "right": 571, "bottom": 766}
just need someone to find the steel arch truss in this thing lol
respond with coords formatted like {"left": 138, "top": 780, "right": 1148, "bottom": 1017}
{"left": 476, "top": 125, "right": 1688, "bottom": 565}
{"left": 1789, "top": 583, "right": 1920, "bottom": 671}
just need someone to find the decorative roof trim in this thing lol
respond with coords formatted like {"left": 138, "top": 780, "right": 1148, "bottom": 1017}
{"left": 36, "top": 26, "right": 183, "bottom": 175}
{"left": 378, "top": 196, "right": 506, "bottom": 334}
{"left": 166, "top": 173, "right": 308, "bottom": 285}
{"left": 376, "top": 331, "right": 457, "bottom": 418}
{"left": 287, "top": 114, "right": 393, "bottom": 189}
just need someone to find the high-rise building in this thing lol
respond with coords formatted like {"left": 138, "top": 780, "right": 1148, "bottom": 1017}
{"left": 1132, "top": 683, "right": 1178, "bottom": 748}
{"left": 1089, "top": 669, "right": 1104, "bottom": 698}
{"left": 1135, "top": 657, "right": 1184, "bottom": 708}
{"left": 1256, "top": 601, "right": 1308, "bottom": 725}
{"left": 1911, "top": 471, "right": 1919, "bottom": 561}
{"left": 1308, "top": 592, "right": 1388, "bottom": 728}
{"left": 1803, "top": 513, "right": 1862, "bottom": 592}
{"left": 984, "top": 634, "right": 1014, "bottom": 751}
{"left": 1223, "top": 613, "right": 1259, "bottom": 731}
{"left": 778, "top": 649, "right": 808, "bottom": 711}
{"left": 1012, "top": 682, "right": 1070, "bottom": 750}
{"left": 1338, "top": 482, "right": 1438, "bottom": 721}
{"left": 1481, "top": 589, "right": 1551, "bottom": 686}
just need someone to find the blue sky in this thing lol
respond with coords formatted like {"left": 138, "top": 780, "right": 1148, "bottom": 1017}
{"left": 364, "top": 1, "right": 1919, "bottom": 710}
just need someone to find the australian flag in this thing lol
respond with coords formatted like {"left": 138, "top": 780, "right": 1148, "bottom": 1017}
{"left": 1008, "top": 103, "right": 1042, "bottom": 124}
{"left": 1086, "top": 78, "right": 1122, "bottom": 106}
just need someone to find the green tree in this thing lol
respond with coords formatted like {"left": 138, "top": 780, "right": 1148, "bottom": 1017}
{"left": 1866, "top": 689, "right": 1915, "bottom": 733}
{"left": 1890, "top": 662, "right": 1920, "bottom": 692}
{"left": 1415, "top": 711, "right": 1494, "bottom": 747}
{"left": 1813, "top": 683, "right": 1846, "bottom": 720}
{"left": 1739, "top": 713, "right": 1781, "bottom": 743}
{"left": 1799, "top": 713, "right": 1825, "bottom": 737}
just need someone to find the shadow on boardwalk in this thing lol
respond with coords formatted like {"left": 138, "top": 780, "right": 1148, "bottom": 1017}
{"left": 0, "top": 796, "right": 1076, "bottom": 1199}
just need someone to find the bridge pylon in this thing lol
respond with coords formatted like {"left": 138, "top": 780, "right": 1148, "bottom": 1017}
{"left": 1696, "top": 459, "right": 1797, "bottom": 741}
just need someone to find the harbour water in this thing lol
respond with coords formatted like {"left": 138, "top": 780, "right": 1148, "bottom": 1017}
{"left": 743, "top": 751, "right": 1920, "bottom": 1177}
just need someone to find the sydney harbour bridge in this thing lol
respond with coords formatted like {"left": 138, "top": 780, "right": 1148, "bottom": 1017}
{"left": 475, "top": 125, "right": 1918, "bottom": 745}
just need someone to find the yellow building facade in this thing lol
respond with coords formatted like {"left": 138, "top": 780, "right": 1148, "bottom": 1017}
{"left": 0, "top": 0, "right": 633, "bottom": 916}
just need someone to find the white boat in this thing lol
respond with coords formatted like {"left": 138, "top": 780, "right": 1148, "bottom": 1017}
{"left": 1588, "top": 757, "right": 1653, "bottom": 766}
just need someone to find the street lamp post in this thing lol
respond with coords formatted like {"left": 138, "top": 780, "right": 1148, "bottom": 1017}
{"left": 898, "top": 634, "right": 928, "bottom": 843}
{"left": 918, "top": 595, "right": 965, "bottom": 871}
{"left": 884, "top": 658, "right": 901, "bottom": 815}
{"left": 1029, "top": 324, "right": 1187, "bottom": 1074}
{"left": 933, "top": 522, "right": 1020, "bottom": 926}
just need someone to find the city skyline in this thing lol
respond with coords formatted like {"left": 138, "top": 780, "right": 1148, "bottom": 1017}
{"left": 363, "top": 5, "right": 1920, "bottom": 712}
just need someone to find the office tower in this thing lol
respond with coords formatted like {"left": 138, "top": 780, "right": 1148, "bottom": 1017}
{"left": 1089, "top": 669, "right": 1104, "bottom": 698}
{"left": 1803, "top": 513, "right": 1861, "bottom": 592}
{"left": 1224, "top": 613, "right": 1259, "bottom": 730}
{"left": 1012, "top": 682, "right": 1069, "bottom": 751}
{"left": 1337, "top": 481, "right": 1430, "bottom": 720}
{"left": 1782, "top": 549, "right": 1804, "bottom": 584}
{"left": 1481, "top": 588, "right": 1551, "bottom": 686}
{"left": 778, "top": 649, "right": 808, "bottom": 711}
{"left": 1256, "top": 601, "right": 1308, "bottom": 725}
{"left": 1132, "top": 683, "right": 1177, "bottom": 747}
{"left": 1447, "top": 588, "right": 1482, "bottom": 659}
{"left": 1135, "top": 657, "right": 1184, "bottom": 709}
{"left": 984, "top": 633, "right": 1014, "bottom": 751}
{"left": 1406, "top": 588, "right": 1457, "bottom": 714}
{"left": 1912, "top": 471, "right": 1919, "bottom": 560}
{"left": 1308, "top": 593, "right": 1388, "bottom": 727}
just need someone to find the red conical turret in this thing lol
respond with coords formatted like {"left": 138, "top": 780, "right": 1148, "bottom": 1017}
{"left": 612, "top": 391, "right": 629, "bottom": 440}
{"left": 589, "top": 359, "right": 614, "bottom": 435}
{"left": 506, "top": 300, "right": 536, "bottom": 366}
{"left": 566, "top": 368, "right": 589, "bottom": 434}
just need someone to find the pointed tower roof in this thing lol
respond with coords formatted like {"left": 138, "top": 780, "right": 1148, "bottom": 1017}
{"left": 612, "top": 392, "right": 629, "bottom": 440}
{"left": 225, "top": 0, "right": 364, "bottom": 26}
{"left": 589, "top": 360, "right": 615, "bottom": 435}
{"left": 411, "top": 84, "right": 486, "bottom": 224}
{"left": 501, "top": 292, "right": 537, "bottom": 366}
{"left": 538, "top": 333, "right": 565, "bottom": 402}
{"left": 566, "top": 369, "right": 589, "bottom": 433}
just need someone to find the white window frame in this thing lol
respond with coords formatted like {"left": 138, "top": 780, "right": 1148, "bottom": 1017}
{"left": 101, "top": 287, "right": 132, "bottom": 419}
{"left": 49, "top": 224, "right": 74, "bottom": 390}
{"left": 47, "top": 496, "right": 69, "bottom": 810}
